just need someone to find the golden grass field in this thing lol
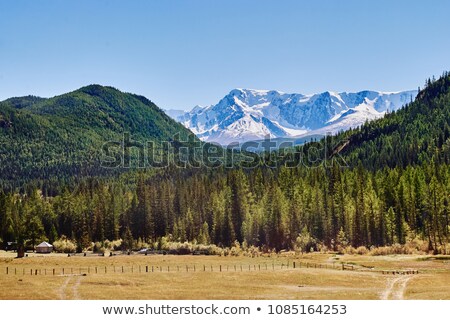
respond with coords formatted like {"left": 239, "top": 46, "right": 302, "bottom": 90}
{"left": 0, "top": 251, "right": 448, "bottom": 300}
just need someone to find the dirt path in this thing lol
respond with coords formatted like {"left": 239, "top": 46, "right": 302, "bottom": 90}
{"left": 381, "top": 275, "right": 413, "bottom": 300}
{"left": 57, "top": 275, "right": 83, "bottom": 300}
{"left": 57, "top": 277, "right": 71, "bottom": 300}
{"left": 72, "top": 276, "right": 82, "bottom": 300}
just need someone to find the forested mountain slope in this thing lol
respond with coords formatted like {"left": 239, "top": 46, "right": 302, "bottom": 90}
{"left": 337, "top": 72, "right": 450, "bottom": 169}
{"left": 0, "top": 85, "right": 195, "bottom": 189}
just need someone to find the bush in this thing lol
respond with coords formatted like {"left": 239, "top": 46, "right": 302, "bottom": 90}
{"left": 230, "top": 240, "right": 242, "bottom": 256}
{"left": 156, "top": 239, "right": 224, "bottom": 256}
{"left": 294, "top": 227, "right": 317, "bottom": 253}
{"left": 355, "top": 246, "right": 369, "bottom": 255}
{"left": 134, "top": 238, "right": 151, "bottom": 251}
{"left": 343, "top": 246, "right": 356, "bottom": 254}
{"left": 243, "top": 245, "right": 261, "bottom": 258}
{"left": 53, "top": 236, "right": 76, "bottom": 253}
{"left": 93, "top": 242, "right": 107, "bottom": 254}
{"left": 104, "top": 239, "right": 123, "bottom": 251}
{"left": 369, "top": 239, "right": 431, "bottom": 256}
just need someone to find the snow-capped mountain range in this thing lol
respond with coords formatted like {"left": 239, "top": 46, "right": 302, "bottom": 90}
{"left": 167, "top": 88, "right": 417, "bottom": 145}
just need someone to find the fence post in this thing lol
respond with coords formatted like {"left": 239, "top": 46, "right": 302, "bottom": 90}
{"left": 63, "top": 268, "right": 65, "bottom": 275}
{"left": 219, "top": 265, "right": 222, "bottom": 272}
{"left": 6, "top": 267, "right": 8, "bottom": 275}
{"left": 146, "top": 266, "right": 148, "bottom": 273}
{"left": 293, "top": 262, "right": 296, "bottom": 269}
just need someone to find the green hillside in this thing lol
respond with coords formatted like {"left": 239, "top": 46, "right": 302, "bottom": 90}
{"left": 0, "top": 85, "right": 194, "bottom": 188}
{"left": 337, "top": 72, "right": 450, "bottom": 168}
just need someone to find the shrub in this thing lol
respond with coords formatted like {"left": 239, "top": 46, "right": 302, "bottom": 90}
{"left": 93, "top": 242, "right": 108, "bottom": 254}
{"left": 243, "top": 245, "right": 261, "bottom": 258}
{"left": 103, "top": 239, "right": 122, "bottom": 251}
{"left": 355, "top": 246, "right": 369, "bottom": 255}
{"left": 134, "top": 237, "right": 150, "bottom": 251}
{"left": 53, "top": 236, "right": 76, "bottom": 253}
{"left": 370, "top": 246, "right": 390, "bottom": 256}
{"left": 230, "top": 240, "right": 242, "bottom": 256}
{"left": 294, "top": 227, "right": 317, "bottom": 253}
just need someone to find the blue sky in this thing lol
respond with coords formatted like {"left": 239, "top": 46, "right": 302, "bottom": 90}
{"left": 0, "top": 0, "right": 449, "bottom": 110}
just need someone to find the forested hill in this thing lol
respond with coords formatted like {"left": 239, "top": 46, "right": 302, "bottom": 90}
{"left": 1, "top": 74, "right": 449, "bottom": 254}
{"left": 336, "top": 71, "right": 450, "bottom": 169}
{"left": 0, "top": 85, "right": 195, "bottom": 189}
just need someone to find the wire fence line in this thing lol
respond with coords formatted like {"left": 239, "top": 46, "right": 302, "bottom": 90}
{"left": 4, "top": 261, "right": 355, "bottom": 276}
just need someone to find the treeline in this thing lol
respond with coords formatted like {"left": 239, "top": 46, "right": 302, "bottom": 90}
{"left": 1, "top": 161, "right": 448, "bottom": 253}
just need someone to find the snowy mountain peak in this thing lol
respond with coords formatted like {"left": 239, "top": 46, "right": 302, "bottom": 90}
{"left": 167, "top": 89, "right": 418, "bottom": 145}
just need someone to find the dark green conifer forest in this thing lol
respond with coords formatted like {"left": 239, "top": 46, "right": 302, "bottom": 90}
{"left": 1, "top": 73, "right": 450, "bottom": 254}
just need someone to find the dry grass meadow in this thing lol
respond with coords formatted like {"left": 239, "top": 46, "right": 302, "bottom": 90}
{"left": 0, "top": 251, "right": 449, "bottom": 300}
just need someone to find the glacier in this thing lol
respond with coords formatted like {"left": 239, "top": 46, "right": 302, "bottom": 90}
{"left": 166, "top": 88, "right": 418, "bottom": 145}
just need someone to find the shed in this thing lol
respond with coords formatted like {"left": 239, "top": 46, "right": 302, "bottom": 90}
{"left": 36, "top": 241, "right": 53, "bottom": 254}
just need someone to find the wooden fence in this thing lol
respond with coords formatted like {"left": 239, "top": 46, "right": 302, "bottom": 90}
{"left": 3, "top": 261, "right": 347, "bottom": 276}
{"left": 3, "top": 262, "right": 418, "bottom": 276}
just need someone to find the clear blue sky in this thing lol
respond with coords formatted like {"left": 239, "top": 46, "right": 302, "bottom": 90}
{"left": 0, "top": 0, "right": 449, "bottom": 110}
